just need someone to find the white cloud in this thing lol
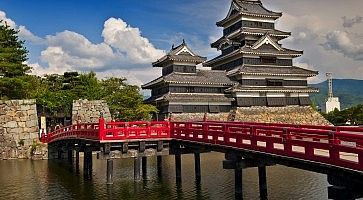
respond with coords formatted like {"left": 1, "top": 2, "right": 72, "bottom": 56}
{"left": 0, "top": 10, "right": 44, "bottom": 45}
{"left": 1, "top": 10, "right": 166, "bottom": 85}
{"left": 18, "top": 26, "right": 45, "bottom": 44}
{"left": 37, "top": 18, "right": 166, "bottom": 79}
{"left": 41, "top": 31, "right": 119, "bottom": 73}
{"left": 342, "top": 16, "right": 363, "bottom": 28}
{"left": 323, "top": 31, "right": 363, "bottom": 61}
{"left": 0, "top": 11, "right": 16, "bottom": 28}
{"left": 102, "top": 18, "right": 165, "bottom": 64}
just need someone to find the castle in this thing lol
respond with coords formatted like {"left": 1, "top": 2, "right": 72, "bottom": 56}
{"left": 142, "top": 0, "right": 330, "bottom": 125}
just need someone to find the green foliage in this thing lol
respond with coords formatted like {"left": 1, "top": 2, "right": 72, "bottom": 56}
{"left": 101, "top": 77, "right": 158, "bottom": 121}
{"left": 0, "top": 22, "right": 33, "bottom": 99}
{"left": 0, "top": 21, "right": 30, "bottom": 77}
{"left": 18, "top": 139, "right": 25, "bottom": 147}
{"left": 322, "top": 104, "right": 363, "bottom": 126}
{"left": 32, "top": 72, "right": 158, "bottom": 121}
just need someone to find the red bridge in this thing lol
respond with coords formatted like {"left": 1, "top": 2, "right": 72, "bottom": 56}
{"left": 41, "top": 118, "right": 363, "bottom": 200}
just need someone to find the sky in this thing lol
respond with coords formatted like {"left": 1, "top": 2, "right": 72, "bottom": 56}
{"left": 0, "top": 0, "right": 363, "bottom": 86}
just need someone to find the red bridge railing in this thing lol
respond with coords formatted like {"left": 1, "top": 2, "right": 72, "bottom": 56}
{"left": 41, "top": 118, "right": 170, "bottom": 144}
{"left": 99, "top": 118, "right": 170, "bottom": 142}
{"left": 171, "top": 121, "right": 363, "bottom": 172}
{"left": 40, "top": 118, "right": 363, "bottom": 172}
{"left": 41, "top": 123, "right": 99, "bottom": 143}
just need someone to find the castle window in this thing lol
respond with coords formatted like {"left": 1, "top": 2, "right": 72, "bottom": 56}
{"left": 186, "top": 87, "right": 195, "bottom": 93}
{"left": 261, "top": 57, "right": 277, "bottom": 64}
{"left": 266, "top": 79, "right": 283, "bottom": 86}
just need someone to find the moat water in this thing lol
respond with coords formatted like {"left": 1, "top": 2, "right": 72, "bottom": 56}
{"left": 0, "top": 152, "right": 330, "bottom": 200}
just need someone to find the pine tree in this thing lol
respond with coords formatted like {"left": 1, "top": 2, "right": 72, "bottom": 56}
{"left": 0, "top": 21, "right": 30, "bottom": 78}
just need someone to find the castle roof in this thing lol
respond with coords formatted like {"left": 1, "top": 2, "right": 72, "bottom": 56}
{"left": 142, "top": 70, "right": 235, "bottom": 89}
{"left": 227, "top": 65, "right": 319, "bottom": 77}
{"left": 152, "top": 40, "right": 207, "bottom": 67}
{"left": 205, "top": 46, "right": 303, "bottom": 67}
{"left": 212, "top": 28, "right": 291, "bottom": 49}
{"left": 226, "top": 85, "right": 319, "bottom": 93}
{"left": 217, "top": 0, "right": 282, "bottom": 27}
{"left": 145, "top": 93, "right": 234, "bottom": 103}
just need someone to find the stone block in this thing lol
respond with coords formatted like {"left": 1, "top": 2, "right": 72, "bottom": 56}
{"left": 16, "top": 112, "right": 26, "bottom": 118}
{"left": 4, "top": 121, "right": 17, "bottom": 128}
{"left": 27, "top": 109, "right": 37, "bottom": 116}
{"left": 26, "top": 120, "right": 38, "bottom": 127}
{"left": 9, "top": 128, "right": 22, "bottom": 134}
{"left": 18, "top": 122, "right": 26, "bottom": 128}
{"left": 20, "top": 105, "right": 30, "bottom": 111}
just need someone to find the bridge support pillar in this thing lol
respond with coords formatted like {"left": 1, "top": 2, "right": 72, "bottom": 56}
{"left": 157, "top": 156, "right": 162, "bottom": 178}
{"left": 175, "top": 150, "right": 182, "bottom": 184}
{"left": 194, "top": 152, "right": 201, "bottom": 182}
{"left": 57, "top": 149, "right": 63, "bottom": 159}
{"left": 328, "top": 173, "right": 363, "bottom": 200}
{"left": 234, "top": 156, "right": 243, "bottom": 200}
{"left": 84, "top": 148, "right": 93, "bottom": 178}
{"left": 142, "top": 157, "right": 147, "bottom": 179}
{"left": 258, "top": 166, "right": 268, "bottom": 200}
{"left": 134, "top": 157, "right": 141, "bottom": 181}
{"left": 75, "top": 149, "right": 80, "bottom": 173}
{"left": 106, "top": 159, "right": 113, "bottom": 185}
{"left": 67, "top": 149, "right": 73, "bottom": 163}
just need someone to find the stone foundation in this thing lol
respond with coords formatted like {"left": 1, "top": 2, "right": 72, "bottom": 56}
{"left": 171, "top": 113, "right": 230, "bottom": 122}
{"left": 0, "top": 99, "right": 47, "bottom": 159}
{"left": 234, "top": 106, "right": 331, "bottom": 126}
{"left": 72, "top": 100, "right": 112, "bottom": 124}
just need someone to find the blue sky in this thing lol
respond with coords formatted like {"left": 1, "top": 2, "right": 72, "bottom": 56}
{"left": 0, "top": 0, "right": 228, "bottom": 52}
{"left": 1, "top": 0, "right": 363, "bottom": 85}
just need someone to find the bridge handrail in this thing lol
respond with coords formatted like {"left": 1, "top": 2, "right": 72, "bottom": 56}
{"left": 41, "top": 118, "right": 363, "bottom": 173}
{"left": 41, "top": 123, "right": 99, "bottom": 143}
{"left": 171, "top": 121, "right": 363, "bottom": 172}
{"left": 98, "top": 118, "right": 170, "bottom": 141}
{"left": 196, "top": 120, "right": 363, "bottom": 133}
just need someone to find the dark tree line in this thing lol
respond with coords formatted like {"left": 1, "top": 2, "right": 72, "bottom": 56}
{"left": 322, "top": 104, "right": 363, "bottom": 126}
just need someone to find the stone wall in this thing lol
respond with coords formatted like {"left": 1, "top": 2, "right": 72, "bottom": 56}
{"left": 171, "top": 113, "right": 230, "bottom": 122}
{"left": 234, "top": 106, "right": 331, "bottom": 126}
{"left": 72, "top": 100, "right": 112, "bottom": 124}
{"left": 0, "top": 99, "right": 46, "bottom": 159}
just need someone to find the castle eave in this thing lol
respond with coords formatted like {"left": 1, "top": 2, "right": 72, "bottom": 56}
{"left": 226, "top": 86, "right": 319, "bottom": 93}
{"left": 227, "top": 65, "right": 319, "bottom": 77}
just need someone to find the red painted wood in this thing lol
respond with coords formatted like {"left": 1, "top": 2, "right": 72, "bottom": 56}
{"left": 40, "top": 119, "right": 363, "bottom": 172}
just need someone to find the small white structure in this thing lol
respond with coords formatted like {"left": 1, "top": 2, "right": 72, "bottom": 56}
{"left": 326, "top": 97, "right": 341, "bottom": 113}
{"left": 325, "top": 73, "right": 340, "bottom": 113}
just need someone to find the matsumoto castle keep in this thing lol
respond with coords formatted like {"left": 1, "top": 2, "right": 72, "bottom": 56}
{"left": 143, "top": 0, "right": 330, "bottom": 125}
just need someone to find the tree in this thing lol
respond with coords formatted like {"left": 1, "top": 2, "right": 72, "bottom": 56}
{"left": 101, "top": 77, "right": 158, "bottom": 121}
{"left": 322, "top": 104, "right": 363, "bottom": 125}
{"left": 0, "top": 21, "right": 30, "bottom": 77}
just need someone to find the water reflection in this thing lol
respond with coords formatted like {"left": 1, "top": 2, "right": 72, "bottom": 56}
{"left": 0, "top": 152, "right": 329, "bottom": 200}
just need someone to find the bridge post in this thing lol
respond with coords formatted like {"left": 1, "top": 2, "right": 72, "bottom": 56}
{"left": 157, "top": 156, "right": 163, "bottom": 178}
{"left": 328, "top": 173, "right": 363, "bottom": 200}
{"left": 175, "top": 150, "right": 182, "bottom": 184}
{"left": 258, "top": 166, "right": 268, "bottom": 200}
{"left": 84, "top": 147, "right": 93, "bottom": 178}
{"left": 75, "top": 148, "right": 80, "bottom": 173}
{"left": 106, "top": 159, "right": 113, "bottom": 185}
{"left": 134, "top": 157, "right": 141, "bottom": 181}
{"left": 234, "top": 155, "right": 243, "bottom": 200}
{"left": 194, "top": 152, "right": 201, "bottom": 182}
{"left": 67, "top": 149, "right": 73, "bottom": 164}
{"left": 142, "top": 157, "right": 147, "bottom": 179}
{"left": 57, "top": 149, "right": 63, "bottom": 159}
